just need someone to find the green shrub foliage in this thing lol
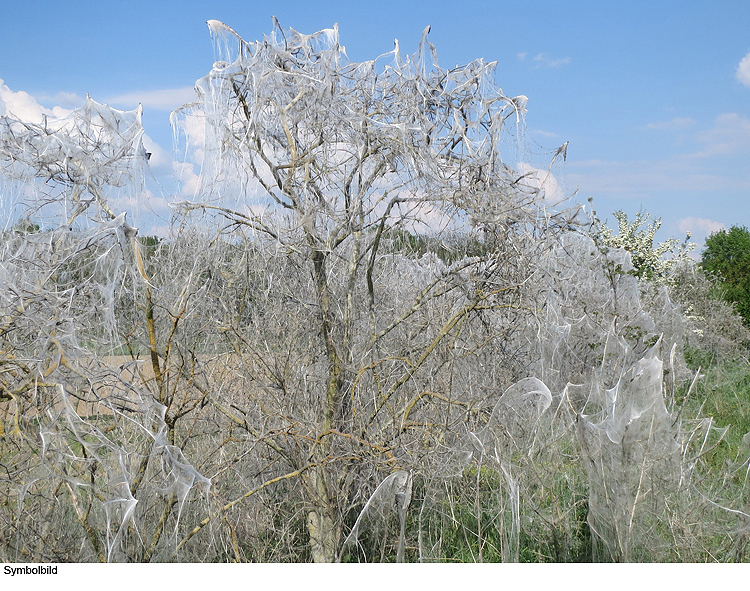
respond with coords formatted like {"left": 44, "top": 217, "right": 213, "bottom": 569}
{"left": 701, "top": 225, "right": 750, "bottom": 327}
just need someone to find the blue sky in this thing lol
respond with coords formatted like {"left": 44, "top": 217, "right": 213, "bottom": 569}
{"left": 1, "top": 0, "right": 749, "bottom": 250}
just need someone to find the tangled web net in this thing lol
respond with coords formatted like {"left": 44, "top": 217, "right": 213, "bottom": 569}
{"left": 1, "top": 98, "right": 210, "bottom": 562}
{"left": 339, "top": 231, "right": 746, "bottom": 563}
{"left": 2, "top": 20, "right": 749, "bottom": 564}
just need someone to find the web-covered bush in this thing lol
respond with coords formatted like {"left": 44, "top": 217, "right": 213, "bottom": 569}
{"left": 0, "top": 99, "right": 212, "bottom": 563}
{"left": 668, "top": 262, "right": 750, "bottom": 366}
{"left": 2, "top": 20, "right": 749, "bottom": 563}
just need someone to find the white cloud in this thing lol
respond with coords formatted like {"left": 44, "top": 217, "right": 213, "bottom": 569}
{"left": 677, "top": 217, "right": 726, "bottom": 257}
{"left": 678, "top": 216, "right": 725, "bottom": 236}
{"left": 515, "top": 162, "right": 566, "bottom": 203}
{"left": 646, "top": 117, "right": 695, "bottom": 131}
{"left": 582, "top": 114, "right": 750, "bottom": 195}
{"left": 0, "top": 77, "right": 72, "bottom": 123}
{"left": 172, "top": 106, "right": 206, "bottom": 166}
{"left": 737, "top": 51, "right": 750, "bottom": 88}
{"left": 517, "top": 52, "right": 528, "bottom": 61}
{"left": 142, "top": 224, "right": 172, "bottom": 238}
{"left": 173, "top": 161, "right": 201, "bottom": 197}
{"left": 532, "top": 53, "right": 570, "bottom": 69}
{"left": 107, "top": 87, "right": 196, "bottom": 111}
{"left": 531, "top": 128, "right": 558, "bottom": 137}
{"left": 141, "top": 133, "right": 173, "bottom": 176}
{"left": 52, "top": 91, "right": 85, "bottom": 107}
{"left": 110, "top": 189, "right": 170, "bottom": 215}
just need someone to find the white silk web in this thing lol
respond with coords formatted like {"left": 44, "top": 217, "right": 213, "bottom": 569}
{"left": 1, "top": 21, "right": 748, "bottom": 564}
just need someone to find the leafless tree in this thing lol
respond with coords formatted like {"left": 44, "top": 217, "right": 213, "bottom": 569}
{"left": 166, "top": 19, "right": 568, "bottom": 562}
{"left": 2, "top": 20, "right": 747, "bottom": 564}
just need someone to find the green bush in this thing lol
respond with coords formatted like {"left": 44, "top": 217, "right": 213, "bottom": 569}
{"left": 701, "top": 226, "right": 750, "bottom": 327}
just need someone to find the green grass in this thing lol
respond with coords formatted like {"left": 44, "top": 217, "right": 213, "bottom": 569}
{"left": 678, "top": 356, "right": 750, "bottom": 465}
{"left": 674, "top": 354, "right": 750, "bottom": 562}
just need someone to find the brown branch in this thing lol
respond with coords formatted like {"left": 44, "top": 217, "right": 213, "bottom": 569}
{"left": 177, "top": 464, "right": 314, "bottom": 552}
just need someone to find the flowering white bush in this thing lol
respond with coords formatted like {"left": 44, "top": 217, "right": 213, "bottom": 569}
{"left": 590, "top": 208, "right": 694, "bottom": 283}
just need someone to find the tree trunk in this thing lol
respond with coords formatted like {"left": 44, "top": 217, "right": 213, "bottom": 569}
{"left": 306, "top": 467, "right": 340, "bottom": 562}
{"left": 307, "top": 509, "right": 338, "bottom": 562}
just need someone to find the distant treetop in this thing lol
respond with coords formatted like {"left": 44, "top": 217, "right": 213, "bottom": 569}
{"left": 701, "top": 225, "right": 750, "bottom": 326}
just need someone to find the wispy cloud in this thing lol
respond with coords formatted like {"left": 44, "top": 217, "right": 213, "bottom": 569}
{"left": 568, "top": 114, "right": 750, "bottom": 196}
{"left": 36, "top": 91, "right": 86, "bottom": 109}
{"left": 737, "top": 51, "right": 750, "bottom": 88}
{"left": 532, "top": 53, "right": 570, "bottom": 69}
{"left": 517, "top": 52, "right": 570, "bottom": 69}
{"left": 693, "top": 113, "right": 750, "bottom": 156}
{"left": 646, "top": 117, "right": 695, "bottom": 131}
{"left": 531, "top": 128, "right": 558, "bottom": 138}
{"left": 566, "top": 155, "right": 748, "bottom": 198}
{"left": 107, "top": 87, "right": 196, "bottom": 111}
